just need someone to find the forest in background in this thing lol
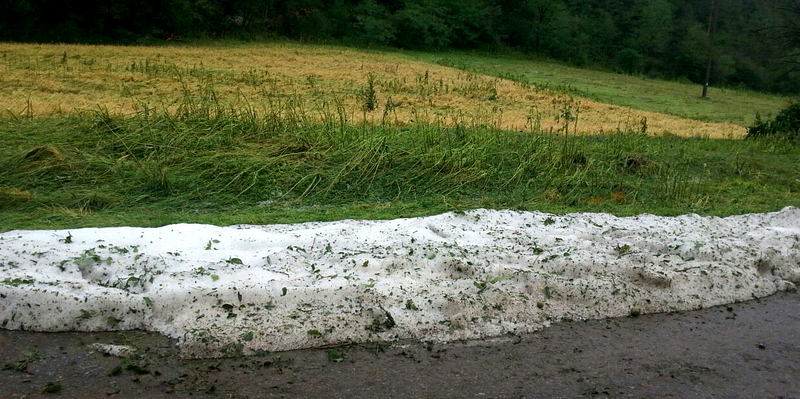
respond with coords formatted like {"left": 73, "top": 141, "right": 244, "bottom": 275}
{"left": 1, "top": 0, "right": 799, "bottom": 94}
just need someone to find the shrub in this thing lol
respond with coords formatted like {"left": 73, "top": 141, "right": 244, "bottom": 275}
{"left": 747, "top": 102, "right": 800, "bottom": 140}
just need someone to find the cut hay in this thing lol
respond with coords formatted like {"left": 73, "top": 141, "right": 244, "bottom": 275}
{"left": 0, "top": 42, "right": 744, "bottom": 138}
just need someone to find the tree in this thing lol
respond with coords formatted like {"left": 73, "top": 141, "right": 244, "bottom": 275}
{"left": 674, "top": 22, "right": 711, "bottom": 83}
{"left": 282, "top": 0, "right": 331, "bottom": 39}
{"left": 353, "top": 0, "right": 396, "bottom": 45}
{"left": 629, "top": 0, "right": 675, "bottom": 57}
{"left": 526, "top": 0, "right": 567, "bottom": 53}
{"left": 440, "top": 0, "right": 501, "bottom": 48}
{"left": 618, "top": 0, "right": 675, "bottom": 74}
{"left": 775, "top": 0, "right": 800, "bottom": 72}
{"left": 0, "top": 0, "right": 36, "bottom": 41}
{"left": 702, "top": 0, "right": 718, "bottom": 98}
{"left": 392, "top": 0, "right": 452, "bottom": 49}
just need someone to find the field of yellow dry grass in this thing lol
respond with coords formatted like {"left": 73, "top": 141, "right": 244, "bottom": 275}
{"left": 0, "top": 42, "right": 745, "bottom": 138}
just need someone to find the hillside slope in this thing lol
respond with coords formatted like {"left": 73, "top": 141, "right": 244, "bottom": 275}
{"left": 1, "top": 42, "right": 744, "bottom": 138}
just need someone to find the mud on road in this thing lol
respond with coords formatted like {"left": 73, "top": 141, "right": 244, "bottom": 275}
{"left": 1, "top": 292, "right": 799, "bottom": 399}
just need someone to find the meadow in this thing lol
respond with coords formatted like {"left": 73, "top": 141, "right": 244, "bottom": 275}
{"left": 0, "top": 41, "right": 798, "bottom": 231}
{"left": 1, "top": 42, "right": 745, "bottom": 137}
{"left": 415, "top": 51, "right": 790, "bottom": 126}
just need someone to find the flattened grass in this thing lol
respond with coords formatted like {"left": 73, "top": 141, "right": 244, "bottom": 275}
{"left": 1, "top": 94, "right": 797, "bottom": 231}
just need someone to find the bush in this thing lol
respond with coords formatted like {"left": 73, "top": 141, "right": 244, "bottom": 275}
{"left": 747, "top": 102, "right": 800, "bottom": 140}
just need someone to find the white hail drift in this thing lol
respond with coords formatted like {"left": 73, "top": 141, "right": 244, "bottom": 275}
{"left": 1, "top": 208, "right": 799, "bottom": 358}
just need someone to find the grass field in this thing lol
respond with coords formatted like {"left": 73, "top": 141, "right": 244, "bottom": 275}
{"left": 1, "top": 41, "right": 798, "bottom": 231}
{"left": 410, "top": 52, "right": 790, "bottom": 127}
{"left": 1, "top": 42, "right": 744, "bottom": 138}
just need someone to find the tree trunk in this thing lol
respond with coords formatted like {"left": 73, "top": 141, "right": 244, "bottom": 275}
{"left": 702, "top": 0, "right": 718, "bottom": 98}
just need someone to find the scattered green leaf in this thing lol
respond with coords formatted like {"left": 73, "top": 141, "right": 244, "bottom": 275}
{"left": 125, "top": 364, "right": 150, "bottom": 374}
{"left": 3, "top": 349, "right": 40, "bottom": 372}
{"left": 326, "top": 349, "right": 345, "bottom": 363}
{"left": 42, "top": 382, "right": 61, "bottom": 394}
{"left": 75, "top": 309, "right": 95, "bottom": 321}
{"left": 197, "top": 362, "right": 221, "bottom": 372}
{"left": 615, "top": 244, "right": 632, "bottom": 256}
{"left": 2, "top": 278, "right": 35, "bottom": 287}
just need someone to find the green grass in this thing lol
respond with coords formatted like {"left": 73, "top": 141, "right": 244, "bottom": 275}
{"left": 1, "top": 90, "right": 798, "bottom": 232}
{"left": 406, "top": 51, "right": 791, "bottom": 127}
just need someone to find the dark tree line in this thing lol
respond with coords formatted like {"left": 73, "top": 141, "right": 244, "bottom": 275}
{"left": 1, "top": 0, "right": 798, "bottom": 93}
{"left": 772, "top": 0, "right": 800, "bottom": 73}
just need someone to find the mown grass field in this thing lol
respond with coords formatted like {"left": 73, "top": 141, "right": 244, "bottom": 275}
{"left": 410, "top": 52, "right": 790, "bottom": 127}
{"left": 1, "top": 42, "right": 744, "bottom": 137}
{"left": 1, "top": 41, "right": 798, "bottom": 231}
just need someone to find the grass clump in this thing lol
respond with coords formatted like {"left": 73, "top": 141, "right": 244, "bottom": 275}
{"left": 9, "top": 146, "right": 73, "bottom": 178}
{"left": 359, "top": 73, "right": 379, "bottom": 112}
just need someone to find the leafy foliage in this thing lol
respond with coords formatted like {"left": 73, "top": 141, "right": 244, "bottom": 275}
{"left": 3, "top": 349, "right": 41, "bottom": 372}
{"left": 353, "top": 0, "right": 396, "bottom": 45}
{"left": 748, "top": 103, "right": 800, "bottom": 140}
{"left": 0, "top": 0, "right": 797, "bottom": 93}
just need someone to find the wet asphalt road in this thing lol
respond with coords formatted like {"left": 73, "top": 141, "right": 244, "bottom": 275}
{"left": 1, "top": 292, "right": 798, "bottom": 398}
